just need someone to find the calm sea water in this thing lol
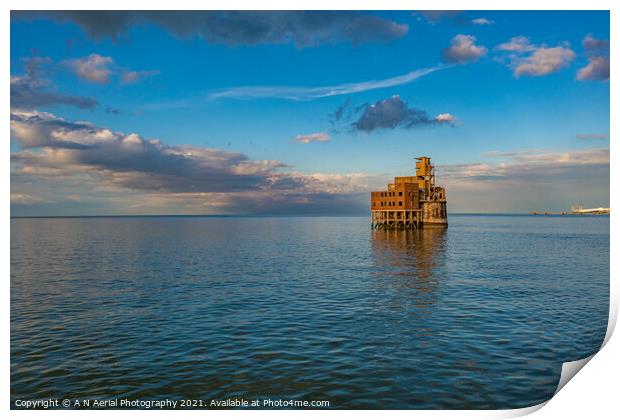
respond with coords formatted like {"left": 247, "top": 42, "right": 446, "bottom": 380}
{"left": 11, "top": 215, "right": 609, "bottom": 409}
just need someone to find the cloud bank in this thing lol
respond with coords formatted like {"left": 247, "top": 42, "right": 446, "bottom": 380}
{"left": 11, "top": 109, "right": 290, "bottom": 193}
{"left": 12, "top": 11, "right": 409, "bottom": 48}
{"left": 10, "top": 110, "right": 380, "bottom": 215}
{"left": 442, "top": 148, "right": 609, "bottom": 181}
{"left": 439, "top": 148, "right": 610, "bottom": 212}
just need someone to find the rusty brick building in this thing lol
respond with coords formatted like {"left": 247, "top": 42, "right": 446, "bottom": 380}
{"left": 371, "top": 157, "right": 447, "bottom": 229}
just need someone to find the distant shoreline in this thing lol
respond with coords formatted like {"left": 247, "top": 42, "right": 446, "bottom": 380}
{"left": 529, "top": 211, "right": 610, "bottom": 216}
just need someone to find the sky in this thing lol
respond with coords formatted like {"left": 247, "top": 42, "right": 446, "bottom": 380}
{"left": 10, "top": 10, "right": 610, "bottom": 216}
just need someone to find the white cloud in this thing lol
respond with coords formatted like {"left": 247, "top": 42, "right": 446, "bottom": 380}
{"left": 582, "top": 34, "right": 609, "bottom": 51}
{"left": 65, "top": 53, "right": 114, "bottom": 84}
{"left": 295, "top": 132, "right": 330, "bottom": 144}
{"left": 63, "top": 53, "right": 159, "bottom": 85}
{"left": 495, "top": 37, "right": 576, "bottom": 78}
{"left": 514, "top": 46, "right": 575, "bottom": 77}
{"left": 576, "top": 56, "right": 610, "bottom": 81}
{"left": 496, "top": 36, "right": 536, "bottom": 52}
{"left": 435, "top": 113, "right": 455, "bottom": 123}
{"left": 471, "top": 18, "right": 493, "bottom": 25}
{"left": 442, "top": 34, "right": 487, "bottom": 64}
{"left": 121, "top": 69, "right": 160, "bottom": 84}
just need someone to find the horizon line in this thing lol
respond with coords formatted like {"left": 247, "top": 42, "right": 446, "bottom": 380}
{"left": 10, "top": 212, "right": 610, "bottom": 219}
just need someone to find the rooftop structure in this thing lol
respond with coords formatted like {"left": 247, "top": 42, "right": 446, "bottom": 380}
{"left": 371, "top": 157, "right": 447, "bottom": 230}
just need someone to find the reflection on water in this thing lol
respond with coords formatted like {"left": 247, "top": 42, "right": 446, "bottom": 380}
{"left": 370, "top": 228, "right": 447, "bottom": 317}
{"left": 11, "top": 216, "right": 609, "bottom": 409}
{"left": 371, "top": 227, "right": 447, "bottom": 278}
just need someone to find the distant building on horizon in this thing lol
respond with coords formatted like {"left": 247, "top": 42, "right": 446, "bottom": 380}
{"left": 370, "top": 157, "right": 448, "bottom": 229}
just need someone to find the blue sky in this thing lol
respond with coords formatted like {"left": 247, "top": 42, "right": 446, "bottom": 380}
{"left": 10, "top": 11, "right": 610, "bottom": 215}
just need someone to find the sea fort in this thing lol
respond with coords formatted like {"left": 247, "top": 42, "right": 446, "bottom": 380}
{"left": 371, "top": 156, "right": 448, "bottom": 230}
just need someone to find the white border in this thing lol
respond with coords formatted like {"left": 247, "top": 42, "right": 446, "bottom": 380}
{"left": 4, "top": 1, "right": 617, "bottom": 419}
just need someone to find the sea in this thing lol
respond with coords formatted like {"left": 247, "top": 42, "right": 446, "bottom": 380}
{"left": 10, "top": 214, "right": 610, "bottom": 409}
